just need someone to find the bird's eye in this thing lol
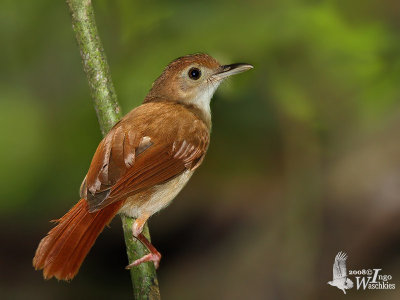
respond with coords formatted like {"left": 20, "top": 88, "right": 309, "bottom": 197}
{"left": 188, "top": 68, "right": 201, "bottom": 80}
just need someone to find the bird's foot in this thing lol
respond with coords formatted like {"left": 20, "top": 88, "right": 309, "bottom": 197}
{"left": 125, "top": 251, "right": 161, "bottom": 269}
{"left": 127, "top": 216, "right": 161, "bottom": 269}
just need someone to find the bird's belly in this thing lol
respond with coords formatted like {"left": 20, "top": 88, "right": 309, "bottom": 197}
{"left": 119, "top": 170, "right": 193, "bottom": 218}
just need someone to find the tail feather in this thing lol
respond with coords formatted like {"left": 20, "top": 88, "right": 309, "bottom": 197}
{"left": 346, "top": 278, "right": 354, "bottom": 289}
{"left": 34, "top": 202, "right": 86, "bottom": 271}
{"left": 43, "top": 204, "right": 93, "bottom": 279}
{"left": 33, "top": 199, "right": 123, "bottom": 280}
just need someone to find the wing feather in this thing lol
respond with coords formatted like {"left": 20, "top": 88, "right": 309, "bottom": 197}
{"left": 81, "top": 102, "right": 210, "bottom": 212}
{"left": 333, "top": 251, "right": 349, "bottom": 280}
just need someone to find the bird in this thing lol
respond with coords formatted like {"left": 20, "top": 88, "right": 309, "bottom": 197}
{"left": 327, "top": 251, "right": 354, "bottom": 294}
{"left": 33, "top": 53, "right": 253, "bottom": 281}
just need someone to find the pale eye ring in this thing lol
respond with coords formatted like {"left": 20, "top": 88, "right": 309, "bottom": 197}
{"left": 188, "top": 67, "right": 201, "bottom": 80}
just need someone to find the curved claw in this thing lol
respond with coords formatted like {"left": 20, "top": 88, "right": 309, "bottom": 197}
{"left": 125, "top": 251, "right": 161, "bottom": 269}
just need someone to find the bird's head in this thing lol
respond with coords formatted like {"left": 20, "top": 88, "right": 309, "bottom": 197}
{"left": 145, "top": 53, "right": 253, "bottom": 114}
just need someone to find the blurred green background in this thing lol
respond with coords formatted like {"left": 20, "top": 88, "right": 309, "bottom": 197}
{"left": 1, "top": 0, "right": 400, "bottom": 299}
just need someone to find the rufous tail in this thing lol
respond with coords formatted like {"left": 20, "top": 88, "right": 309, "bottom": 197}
{"left": 33, "top": 199, "right": 123, "bottom": 280}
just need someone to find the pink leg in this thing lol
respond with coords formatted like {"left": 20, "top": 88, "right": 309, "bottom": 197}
{"left": 125, "top": 215, "right": 162, "bottom": 269}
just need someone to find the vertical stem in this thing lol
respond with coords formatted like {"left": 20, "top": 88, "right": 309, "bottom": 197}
{"left": 66, "top": 0, "right": 160, "bottom": 298}
{"left": 122, "top": 217, "right": 161, "bottom": 300}
{"left": 66, "top": 0, "right": 122, "bottom": 135}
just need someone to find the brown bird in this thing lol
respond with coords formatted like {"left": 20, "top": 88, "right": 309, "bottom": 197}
{"left": 33, "top": 53, "right": 253, "bottom": 280}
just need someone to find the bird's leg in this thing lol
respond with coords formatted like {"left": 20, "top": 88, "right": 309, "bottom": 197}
{"left": 131, "top": 213, "right": 149, "bottom": 237}
{"left": 125, "top": 214, "right": 161, "bottom": 269}
{"left": 127, "top": 233, "right": 162, "bottom": 269}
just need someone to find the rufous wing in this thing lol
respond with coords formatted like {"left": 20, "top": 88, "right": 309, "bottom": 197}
{"left": 81, "top": 102, "right": 210, "bottom": 212}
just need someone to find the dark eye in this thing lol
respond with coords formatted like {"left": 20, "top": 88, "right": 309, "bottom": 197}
{"left": 188, "top": 67, "right": 201, "bottom": 80}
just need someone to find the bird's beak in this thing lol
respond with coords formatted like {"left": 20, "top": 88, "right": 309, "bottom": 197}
{"left": 212, "top": 63, "right": 254, "bottom": 81}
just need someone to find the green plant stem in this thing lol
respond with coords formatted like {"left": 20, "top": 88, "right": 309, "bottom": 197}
{"left": 122, "top": 217, "right": 161, "bottom": 299}
{"left": 66, "top": 1, "right": 160, "bottom": 298}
